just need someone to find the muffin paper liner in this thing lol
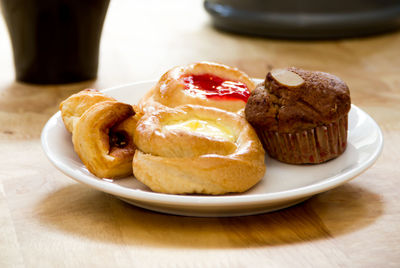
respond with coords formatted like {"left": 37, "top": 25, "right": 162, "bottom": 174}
{"left": 257, "top": 115, "right": 348, "bottom": 164}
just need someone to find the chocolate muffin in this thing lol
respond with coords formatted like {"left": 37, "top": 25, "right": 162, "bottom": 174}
{"left": 245, "top": 67, "right": 351, "bottom": 164}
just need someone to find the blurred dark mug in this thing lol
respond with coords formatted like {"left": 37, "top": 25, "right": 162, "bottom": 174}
{"left": 0, "top": 0, "right": 110, "bottom": 84}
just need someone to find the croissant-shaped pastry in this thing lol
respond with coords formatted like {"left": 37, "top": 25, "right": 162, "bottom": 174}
{"left": 60, "top": 89, "right": 116, "bottom": 133}
{"left": 133, "top": 105, "right": 265, "bottom": 195}
{"left": 60, "top": 89, "right": 138, "bottom": 179}
{"left": 139, "top": 62, "right": 256, "bottom": 113}
{"left": 72, "top": 101, "right": 137, "bottom": 178}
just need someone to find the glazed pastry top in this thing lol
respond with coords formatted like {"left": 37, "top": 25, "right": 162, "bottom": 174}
{"left": 139, "top": 62, "right": 256, "bottom": 113}
{"left": 132, "top": 104, "right": 266, "bottom": 195}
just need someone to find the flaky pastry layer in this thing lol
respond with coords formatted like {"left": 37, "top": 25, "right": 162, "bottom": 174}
{"left": 139, "top": 62, "right": 256, "bottom": 114}
{"left": 73, "top": 101, "right": 137, "bottom": 178}
{"left": 60, "top": 89, "right": 138, "bottom": 179}
{"left": 60, "top": 89, "right": 116, "bottom": 133}
{"left": 133, "top": 105, "right": 265, "bottom": 195}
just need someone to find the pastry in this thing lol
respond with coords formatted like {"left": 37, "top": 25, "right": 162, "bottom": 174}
{"left": 133, "top": 105, "right": 265, "bottom": 195}
{"left": 60, "top": 89, "right": 116, "bottom": 133}
{"left": 72, "top": 101, "right": 137, "bottom": 178}
{"left": 60, "top": 89, "right": 138, "bottom": 178}
{"left": 139, "top": 62, "right": 256, "bottom": 113}
{"left": 245, "top": 67, "right": 351, "bottom": 164}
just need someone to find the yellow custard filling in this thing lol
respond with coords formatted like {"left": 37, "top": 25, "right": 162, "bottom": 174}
{"left": 163, "top": 119, "right": 235, "bottom": 142}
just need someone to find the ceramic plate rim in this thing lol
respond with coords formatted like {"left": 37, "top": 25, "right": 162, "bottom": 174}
{"left": 41, "top": 81, "right": 384, "bottom": 207}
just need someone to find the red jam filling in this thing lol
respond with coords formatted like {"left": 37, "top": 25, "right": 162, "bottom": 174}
{"left": 181, "top": 74, "right": 250, "bottom": 102}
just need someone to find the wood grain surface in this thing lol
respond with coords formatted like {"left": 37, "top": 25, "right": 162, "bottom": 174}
{"left": 1, "top": 0, "right": 399, "bottom": 267}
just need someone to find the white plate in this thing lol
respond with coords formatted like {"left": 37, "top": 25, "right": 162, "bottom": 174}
{"left": 41, "top": 81, "right": 383, "bottom": 217}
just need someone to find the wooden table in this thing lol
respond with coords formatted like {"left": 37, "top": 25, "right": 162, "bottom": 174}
{"left": 1, "top": 1, "right": 399, "bottom": 267}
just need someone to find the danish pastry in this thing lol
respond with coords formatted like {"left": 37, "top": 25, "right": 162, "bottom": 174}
{"left": 60, "top": 89, "right": 138, "bottom": 178}
{"left": 133, "top": 105, "right": 265, "bottom": 195}
{"left": 72, "top": 101, "right": 137, "bottom": 178}
{"left": 60, "top": 89, "right": 116, "bottom": 133}
{"left": 139, "top": 62, "right": 256, "bottom": 113}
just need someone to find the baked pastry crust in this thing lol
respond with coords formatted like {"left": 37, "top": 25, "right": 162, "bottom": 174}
{"left": 139, "top": 62, "right": 256, "bottom": 113}
{"left": 60, "top": 89, "right": 116, "bottom": 133}
{"left": 133, "top": 105, "right": 265, "bottom": 195}
{"left": 60, "top": 89, "right": 138, "bottom": 178}
{"left": 72, "top": 101, "right": 137, "bottom": 178}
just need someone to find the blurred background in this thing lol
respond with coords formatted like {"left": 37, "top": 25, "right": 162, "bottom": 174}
{"left": 0, "top": 0, "right": 399, "bottom": 134}
{"left": 1, "top": 0, "right": 400, "bottom": 87}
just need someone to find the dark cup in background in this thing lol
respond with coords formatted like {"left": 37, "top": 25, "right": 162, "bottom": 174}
{"left": 0, "top": 0, "right": 110, "bottom": 84}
